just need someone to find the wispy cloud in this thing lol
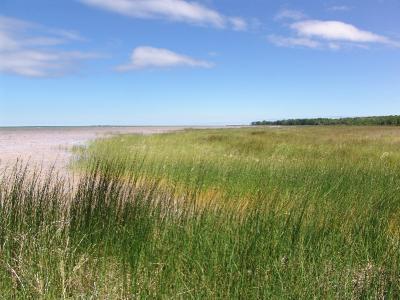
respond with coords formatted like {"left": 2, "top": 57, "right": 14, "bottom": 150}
{"left": 270, "top": 12, "right": 400, "bottom": 50}
{"left": 274, "top": 9, "right": 306, "bottom": 21}
{"left": 116, "top": 46, "right": 214, "bottom": 71}
{"left": 268, "top": 35, "right": 320, "bottom": 48}
{"left": 292, "top": 20, "right": 394, "bottom": 44}
{"left": 229, "top": 17, "right": 247, "bottom": 31}
{"left": 0, "top": 16, "right": 100, "bottom": 77}
{"left": 79, "top": 0, "right": 247, "bottom": 30}
{"left": 328, "top": 5, "right": 351, "bottom": 12}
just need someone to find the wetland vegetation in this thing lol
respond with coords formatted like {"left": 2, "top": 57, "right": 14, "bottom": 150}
{"left": 1, "top": 126, "right": 400, "bottom": 298}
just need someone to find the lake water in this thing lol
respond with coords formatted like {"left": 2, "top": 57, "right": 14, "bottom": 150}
{"left": 0, "top": 126, "right": 185, "bottom": 174}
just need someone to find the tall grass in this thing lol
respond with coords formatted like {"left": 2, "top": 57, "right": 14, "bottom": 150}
{"left": 1, "top": 126, "right": 400, "bottom": 298}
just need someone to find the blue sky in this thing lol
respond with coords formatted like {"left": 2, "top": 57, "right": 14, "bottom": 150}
{"left": 0, "top": 0, "right": 399, "bottom": 126}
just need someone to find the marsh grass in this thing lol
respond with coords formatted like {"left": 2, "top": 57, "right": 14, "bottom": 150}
{"left": 1, "top": 126, "right": 400, "bottom": 298}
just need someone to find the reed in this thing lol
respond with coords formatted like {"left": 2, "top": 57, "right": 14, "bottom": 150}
{"left": 1, "top": 126, "right": 399, "bottom": 298}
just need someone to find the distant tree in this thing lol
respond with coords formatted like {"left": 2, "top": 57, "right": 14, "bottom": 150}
{"left": 251, "top": 116, "right": 400, "bottom": 126}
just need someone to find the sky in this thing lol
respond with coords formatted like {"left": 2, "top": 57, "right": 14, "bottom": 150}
{"left": 0, "top": 0, "right": 399, "bottom": 126}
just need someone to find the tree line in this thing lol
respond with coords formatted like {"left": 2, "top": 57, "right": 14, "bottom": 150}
{"left": 251, "top": 115, "right": 400, "bottom": 126}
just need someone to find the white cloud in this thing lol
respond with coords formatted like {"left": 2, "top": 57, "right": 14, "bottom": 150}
{"left": 274, "top": 9, "right": 306, "bottom": 21}
{"left": 0, "top": 16, "right": 100, "bottom": 77}
{"left": 268, "top": 35, "right": 320, "bottom": 48}
{"left": 292, "top": 20, "right": 390, "bottom": 43}
{"left": 1, "top": 50, "right": 99, "bottom": 77}
{"left": 117, "top": 46, "right": 213, "bottom": 71}
{"left": 270, "top": 11, "right": 400, "bottom": 50}
{"left": 79, "top": 0, "right": 246, "bottom": 30}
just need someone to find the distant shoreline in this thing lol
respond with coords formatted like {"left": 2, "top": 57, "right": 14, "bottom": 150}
{"left": 252, "top": 115, "right": 400, "bottom": 126}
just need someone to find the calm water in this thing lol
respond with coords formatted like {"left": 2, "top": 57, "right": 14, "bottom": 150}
{"left": 0, "top": 126, "right": 185, "bottom": 173}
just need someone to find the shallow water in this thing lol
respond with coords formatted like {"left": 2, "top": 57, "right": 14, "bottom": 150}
{"left": 0, "top": 126, "right": 185, "bottom": 174}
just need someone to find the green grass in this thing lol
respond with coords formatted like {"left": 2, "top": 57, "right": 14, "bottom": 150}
{"left": 1, "top": 126, "right": 400, "bottom": 298}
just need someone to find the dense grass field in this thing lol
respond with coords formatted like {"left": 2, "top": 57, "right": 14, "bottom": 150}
{"left": 1, "top": 126, "right": 400, "bottom": 298}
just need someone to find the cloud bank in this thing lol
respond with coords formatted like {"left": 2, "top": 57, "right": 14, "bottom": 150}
{"left": 117, "top": 46, "right": 213, "bottom": 71}
{"left": 79, "top": 0, "right": 247, "bottom": 30}
{"left": 0, "top": 16, "right": 99, "bottom": 77}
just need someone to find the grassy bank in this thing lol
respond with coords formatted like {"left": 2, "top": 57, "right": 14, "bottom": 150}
{"left": 1, "top": 126, "right": 400, "bottom": 298}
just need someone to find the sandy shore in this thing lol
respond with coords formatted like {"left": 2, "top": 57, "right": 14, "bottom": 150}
{"left": 0, "top": 126, "right": 185, "bottom": 175}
